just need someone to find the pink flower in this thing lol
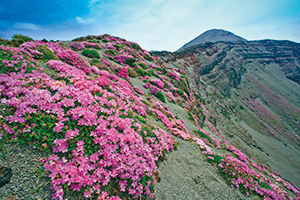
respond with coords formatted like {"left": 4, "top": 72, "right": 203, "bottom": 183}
{"left": 53, "top": 138, "right": 68, "bottom": 153}
{"left": 65, "top": 128, "right": 79, "bottom": 140}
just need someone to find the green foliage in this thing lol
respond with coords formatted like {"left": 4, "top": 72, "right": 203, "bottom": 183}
{"left": 38, "top": 45, "right": 59, "bottom": 63}
{"left": 134, "top": 67, "right": 145, "bottom": 76}
{"left": 141, "top": 99, "right": 151, "bottom": 106}
{"left": 174, "top": 89, "right": 184, "bottom": 97}
{"left": 105, "top": 49, "right": 116, "bottom": 56}
{"left": 128, "top": 68, "right": 137, "bottom": 77}
{"left": 187, "top": 112, "right": 195, "bottom": 122}
{"left": 155, "top": 91, "right": 166, "bottom": 103}
{"left": 90, "top": 58, "right": 101, "bottom": 66}
{"left": 138, "top": 62, "right": 148, "bottom": 69}
{"left": 131, "top": 43, "right": 141, "bottom": 51}
{"left": 72, "top": 36, "right": 87, "bottom": 42}
{"left": 12, "top": 34, "right": 33, "bottom": 42}
{"left": 96, "top": 36, "right": 103, "bottom": 40}
{"left": 194, "top": 130, "right": 215, "bottom": 145}
{"left": 82, "top": 49, "right": 100, "bottom": 58}
{"left": 0, "top": 38, "right": 8, "bottom": 46}
{"left": 124, "top": 58, "right": 136, "bottom": 67}
{"left": 146, "top": 69, "right": 155, "bottom": 76}
{"left": 209, "top": 154, "right": 223, "bottom": 164}
{"left": 113, "top": 44, "right": 122, "bottom": 50}
{"left": 144, "top": 54, "right": 153, "bottom": 61}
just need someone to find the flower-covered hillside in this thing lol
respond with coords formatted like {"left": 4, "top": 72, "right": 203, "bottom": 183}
{"left": 0, "top": 34, "right": 299, "bottom": 200}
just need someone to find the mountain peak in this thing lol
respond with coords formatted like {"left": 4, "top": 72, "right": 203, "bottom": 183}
{"left": 178, "top": 29, "right": 247, "bottom": 51}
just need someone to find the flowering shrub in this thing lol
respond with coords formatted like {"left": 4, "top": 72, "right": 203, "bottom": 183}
{"left": 168, "top": 70, "right": 180, "bottom": 81}
{"left": 115, "top": 67, "right": 129, "bottom": 79}
{"left": 70, "top": 42, "right": 86, "bottom": 50}
{"left": 134, "top": 86, "right": 144, "bottom": 95}
{"left": 150, "top": 79, "right": 164, "bottom": 88}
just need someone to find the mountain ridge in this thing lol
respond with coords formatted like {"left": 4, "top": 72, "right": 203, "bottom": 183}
{"left": 177, "top": 29, "right": 247, "bottom": 51}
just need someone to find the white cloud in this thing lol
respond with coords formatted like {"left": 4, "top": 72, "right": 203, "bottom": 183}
{"left": 75, "top": 16, "right": 96, "bottom": 24}
{"left": 13, "top": 23, "right": 41, "bottom": 30}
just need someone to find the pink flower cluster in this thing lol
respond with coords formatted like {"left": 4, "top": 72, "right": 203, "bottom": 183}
{"left": 115, "top": 67, "right": 129, "bottom": 79}
{"left": 168, "top": 70, "right": 181, "bottom": 81}
{"left": 153, "top": 109, "right": 173, "bottom": 128}
{"left": 166, "top": 91, "right": 176, "bottom": 102}
{"left": 134, "top": 86, "right": 144, "bottom": 95}
{"left": 143, "top": 83, "right": 161, "bottom": 96}
{"left": 70, "top": 41, "right": 103, "bottom": 50}
{"left": 47, "top": 60, "right": 86, "bottom": 78}
{"left": 115, "top": 54, "right": 134, "bottom": 65}
{"left": 150, "top": 79, "right": 164, "bottom": 88}
{"left": 20, "top": 41, "right": 43, "bottom": 58}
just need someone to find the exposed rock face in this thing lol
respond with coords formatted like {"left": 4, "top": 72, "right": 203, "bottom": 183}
{"left": 152, "top": 38, "right": 300, "bottom": 187}
{"left": 177, "top": 29, "right": 247, "bottom": 51}
{"left": 0, "top": 166, "right": 12, "bottom": 187}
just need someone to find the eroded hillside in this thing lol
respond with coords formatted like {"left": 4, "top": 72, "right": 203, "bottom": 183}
{"left": 152, "top": 39, "right": 300, "bottom": 189}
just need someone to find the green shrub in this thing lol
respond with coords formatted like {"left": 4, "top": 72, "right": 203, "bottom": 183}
{"left": 146, "top": 69, "right": 155, "bottom": 76}
{"left": 144, "top": 54, "right": 153, "bottom": 61}
{"left": 72, "top": 36, "right": 87, "bottom": 42}
{"left": 194, "top": 130, "right": 214, "bottom": 145}
{"left": 12, "top": 34, "right": 33, "bottom": 42}
{"left": 104, "top": 49, "right": 116, "bottom": 56}
{"left": 124, "top": 58, "right": 136, "bottom": 67}
{"left": 141, "top": 99, "right": 151, "bottom": 106}
{"left": 0, "top": 39, "right": 8, "bottom": 46}
{"left": 82, "top": 49, "right": 100, "bottom": 58}
{"left": 113, "top": 44, "right": 122, "bottom": 50}
{"left": 175, "top": 89, "right": 184, "bottom": 97}
{"left": 187, "top": 112, "right": 195, "bottom": 122}
{"left": 131, "top": 43, "right": 141, "bottom": 51}
{"left": 9, "top": 38, "right": 24, "bottom": 47}
{"left": 38, "top": 45, "right": 59, "bottom": 63}
{"left": 128, "top": 68, "right": 137, "bottom": 77}
{"left": 138, "top": 62, "right": 148, "bottom": 69}
{"left": 155, "top": 91, "right": 165, "bottom": 103}
{"left": 90, "top": 58, "right": 101, "bottom": 66}
{"left": 134, "top": 67, "right": 145, "bottom": 76}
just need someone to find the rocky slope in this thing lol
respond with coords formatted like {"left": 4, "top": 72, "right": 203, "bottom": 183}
{"left": 152, "top": 38, "right": 300, "bottom": 189}
{"left": 0, "top": 34, "right": 299, "bottom": 200}
{"left": 177, "top": 29, "right": 247, "bottom": 51}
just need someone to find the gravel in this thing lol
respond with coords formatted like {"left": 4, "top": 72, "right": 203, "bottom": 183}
{"left": 0, "top": 142, "right": 52, "bottom": 200}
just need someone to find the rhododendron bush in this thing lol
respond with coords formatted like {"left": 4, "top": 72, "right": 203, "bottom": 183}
{"left": 0, "top": 34, "right": 299, "bottom": 200}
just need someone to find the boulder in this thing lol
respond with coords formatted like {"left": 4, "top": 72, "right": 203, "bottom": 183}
{"left": 0, "top": 165, "right": 12, "bottom": 187}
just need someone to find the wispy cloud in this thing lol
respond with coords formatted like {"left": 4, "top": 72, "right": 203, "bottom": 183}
{"left": 13, "top": 23, "right": 42, "bottom": 31}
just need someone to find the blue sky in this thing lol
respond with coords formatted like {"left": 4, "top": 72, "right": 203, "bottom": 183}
{"left": 0, "top": 0, "right": 299, "bottom": 51}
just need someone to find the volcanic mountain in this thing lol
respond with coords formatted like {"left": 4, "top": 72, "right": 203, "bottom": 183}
{"left": 178, "top": 29, "right": 247, "bottom": 51}
{"left": 152, "top": 32, "right": 300, "bottom": 192}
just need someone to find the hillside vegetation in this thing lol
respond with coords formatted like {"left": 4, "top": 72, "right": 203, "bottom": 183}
{"left": 0, "top": 34, "right": 299, "bottom": 199}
